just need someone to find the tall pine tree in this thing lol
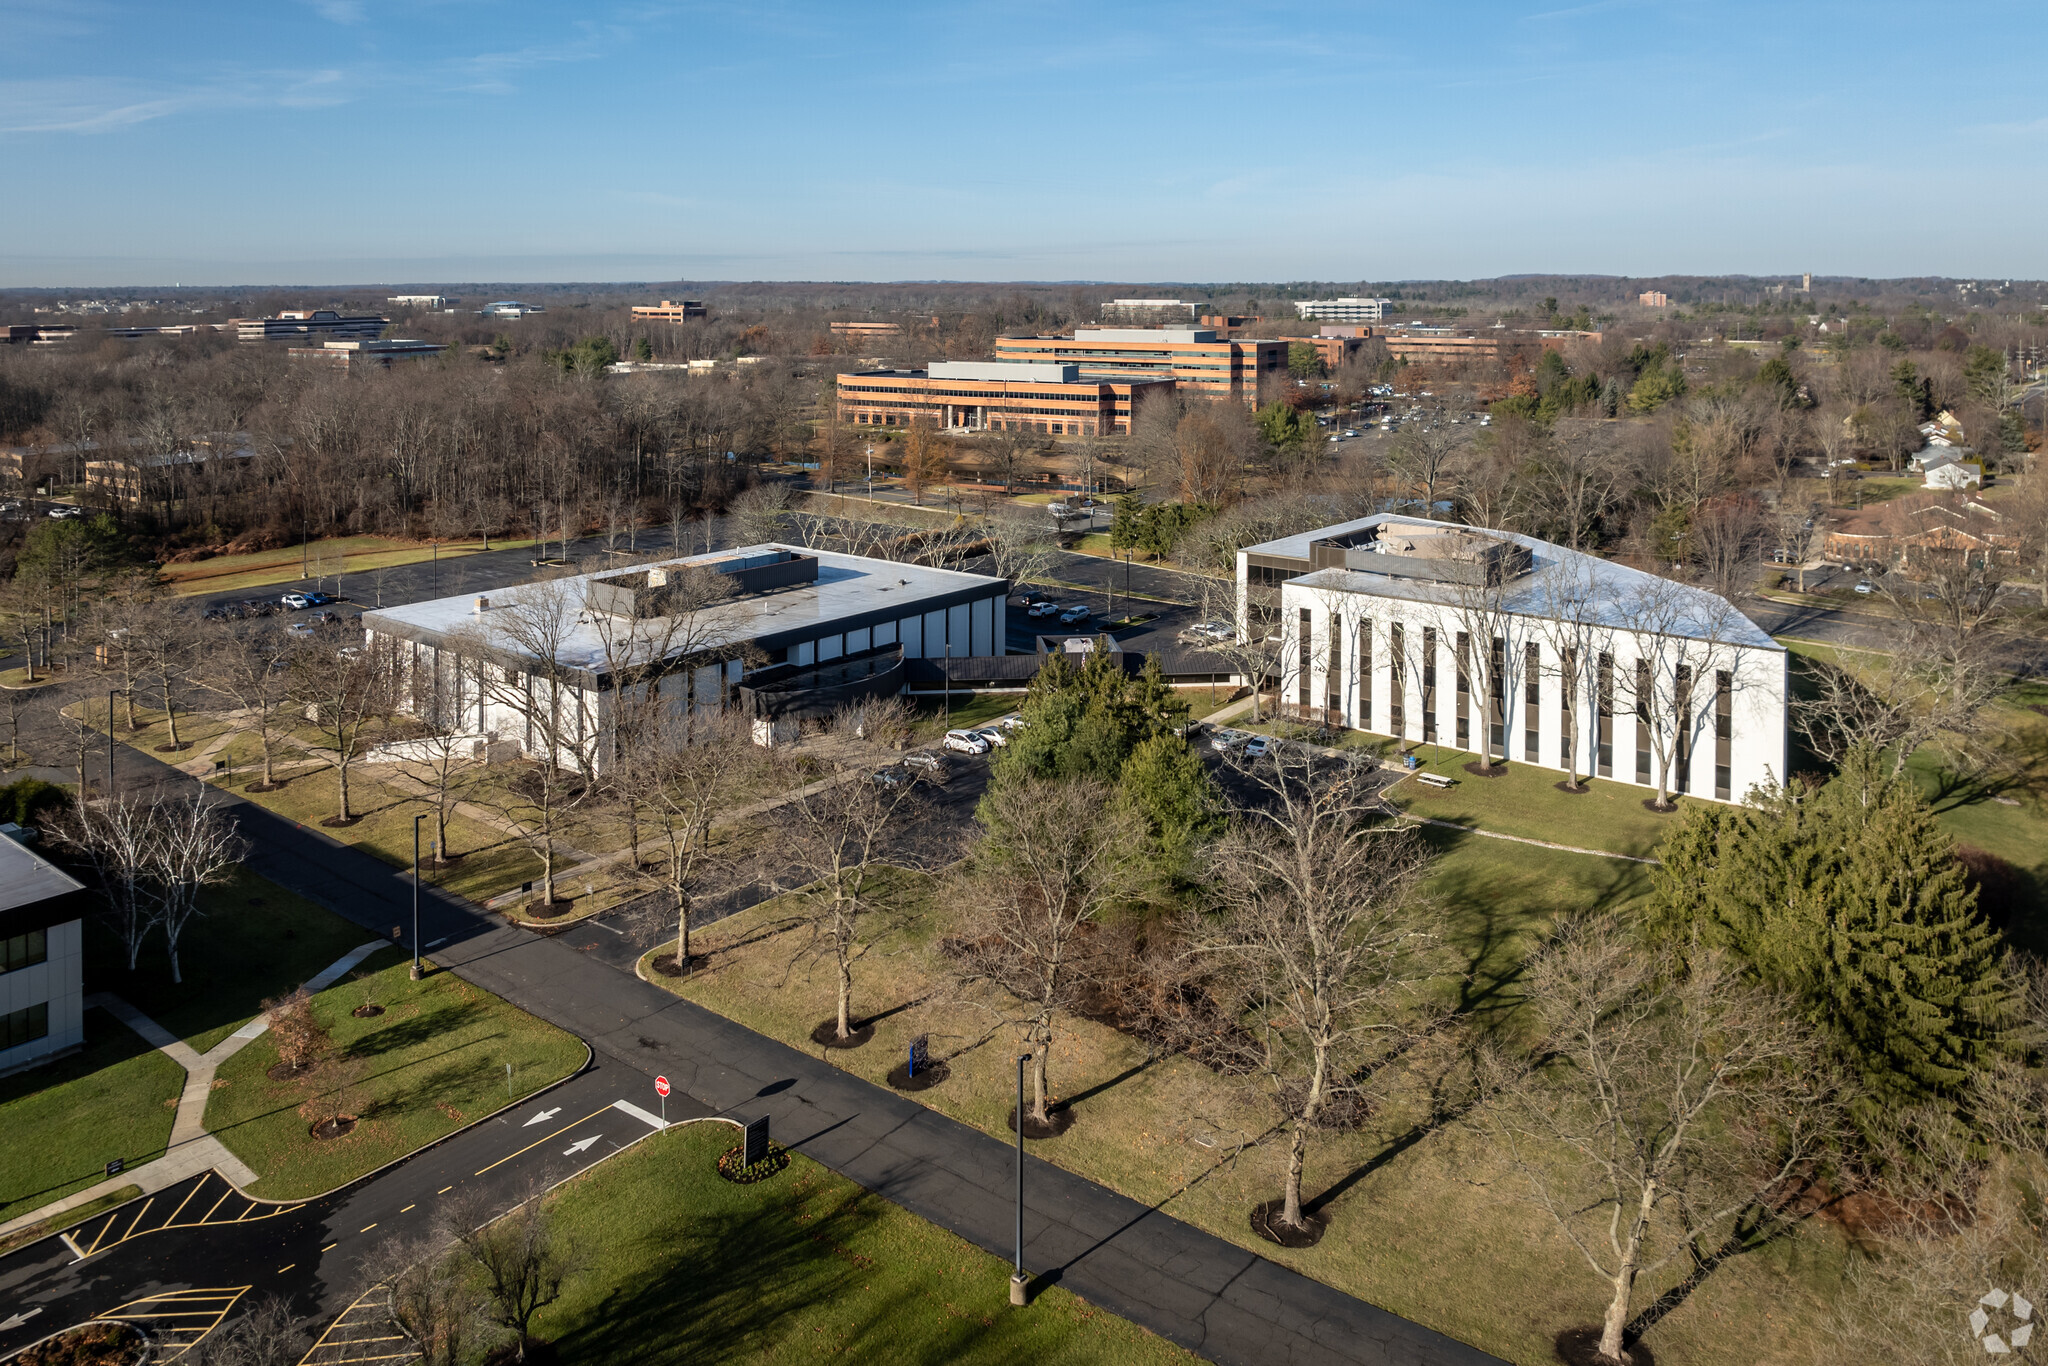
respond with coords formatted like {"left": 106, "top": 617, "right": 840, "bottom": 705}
{"left": 1649, "top": 745, "right": 2010, "bottom": 1115}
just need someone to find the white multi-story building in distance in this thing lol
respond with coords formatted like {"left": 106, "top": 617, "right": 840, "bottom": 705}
{"left": 1293, "top": 297, "right": 1395, "bottom": 323}
{"left": 1239, "top": 515, "right": 1787, "bottom": 804}
{"left": 388, "top": 295, "right": 453, "bottom": 308}
{"left": 478, "top": 301, "right": 545, "bottom": 318}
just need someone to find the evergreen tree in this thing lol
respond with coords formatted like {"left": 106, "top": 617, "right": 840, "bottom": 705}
{"left": 1648, "top": 746, "right": 2010, "bottom": 1115}
{"left": 1108, "top": 489, "right": 1145, "bottom": 553}
{"left": 988, "top": 648, "right": 1212, "bottom": 882}
{"left": 1814, "top": 750, "right": 2009, "bottom": 1107}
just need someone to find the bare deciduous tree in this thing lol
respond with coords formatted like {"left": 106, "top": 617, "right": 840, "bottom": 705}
{"left": 377, "top": 1235, "right": 488, "bottom": 1366}
{"left": 293, "top": 636, "right": 399, "bottom": 824}
{"left": 954, "top": 777, "right": 1147, "bottom": 1127}
{"left": 189, "top": 1292, "right": 305, "bottom": 1366}
{"left": 1609, "top": 577, "right": 1753, "bottom": 809}
{"left": 773, "top": 755, "right": 923, "bottom": 1044}
{"left": 1478, "top": 920, "right": 1836, "bottom": 1365}
{"left": 152, "top": 786, "right": 244, "bottom": 983}
{"left": 1192, "top": 749, "right": 1440, "bottom": 1236}
{"left": 48, "top": 793, "right": 157, "bottom": 971}
{"left": 443, "top": 1181, "right": 576, "bottom": 1364}
{"left": 196, "top": 618, "right": 297, "bottom": 791}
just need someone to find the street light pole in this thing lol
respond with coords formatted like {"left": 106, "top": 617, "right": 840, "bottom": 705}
{"left": 105, "top": 688, "right": 123, "bottom": 796}
{"left": 411, "top": 813, "right": 427, "bottom": 980}
{"left": 1011, "top": 1053, "right": 1029, "bottom": 1306}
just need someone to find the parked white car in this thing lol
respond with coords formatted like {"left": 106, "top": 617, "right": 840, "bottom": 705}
{"left": 972, "top": 727, "right": 1008, "bottom": 749}
{"left": 1057, "top": 605, "right": 1092, "bottom": 625}
{"left": 281, "top": 592, "right": 313, "bottom": 610}
{"left": 941, "top": 728, "right": 991, "bottom": 755}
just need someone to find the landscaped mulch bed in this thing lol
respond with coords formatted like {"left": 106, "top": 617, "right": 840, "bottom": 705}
{"left": 1005, "top": 1104, "right": 1076, "bottom": 1140}
{"left": 811, "top": 1019, "right": 875, "bottom": 1049}
{"left": 1553, "top": 1326, "right": 1654, "bottom": 1366}
{"left": 1249, "top": 1198, "right": 1328, "bottom": 1249}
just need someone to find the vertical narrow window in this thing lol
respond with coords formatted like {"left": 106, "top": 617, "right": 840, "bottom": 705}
{"left": 1715, "top": 669, "right": 1733, "bottom": 800}
{"left": 1421, "top": 627, "right": 1437, "bottom": 741}
{"left": 1524, "top": 642, "right": 1541, "bottom": 763}
{"left": 1390, "top": 624, "right": 1405, "bottom": 738}
{"left": 1674, "top": 665, "right": 1693, "bottom": 795}
{"left": 1634, "top": 660, "right": 1653, "bottom": 785}
{"left": 1596, "top": 652, "right": 1614, "bottom": 778}
{"left": 1358, "top": 619, "right": 1373, "bottom": 732}
{"left": 1489, "top": 636, "right": 1507, "bottom": 757}
{"left": 1559, "top": 647, "right": 1576, "bottom": 768}
{"left": 1328, "top": 614, "right": 1343, "bottom": 722}
{"left": 1297, "top": 608, "right": 1312, "bottom": 714}
{"left": 1454, "top": 631, "right": 1470, "bottom": 748}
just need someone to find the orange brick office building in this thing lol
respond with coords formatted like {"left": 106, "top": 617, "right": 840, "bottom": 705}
{"left": 992, "top": 327, "right": 1286, "bottom": 407}
{"left": 835, "top": 361, "right": 1175, "bottom": 436}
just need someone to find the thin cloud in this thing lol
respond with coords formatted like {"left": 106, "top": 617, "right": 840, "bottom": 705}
{"left": 0, "top": 71, "right": 354, "bottom": 135}
{"left": 1522, "top": 0, "right": 1636, "bottom": 21}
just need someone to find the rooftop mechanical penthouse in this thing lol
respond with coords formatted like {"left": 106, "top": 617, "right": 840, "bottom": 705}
{"left": 359, "top": 545, "right": 1010, "bottom": 775}
{"left": 1240, "top": 515, "right": 1788, "bottom": 804}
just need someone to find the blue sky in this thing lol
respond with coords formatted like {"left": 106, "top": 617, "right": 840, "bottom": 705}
{"left": 2, "top": 1, "right": 2042, "bottom": 287}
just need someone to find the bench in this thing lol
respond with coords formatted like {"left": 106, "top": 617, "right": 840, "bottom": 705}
{"left": 1413, "top": 772, "right": 1456, "bottom": 790}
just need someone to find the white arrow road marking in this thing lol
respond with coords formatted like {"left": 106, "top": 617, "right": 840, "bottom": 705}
{"left": 522, "top": 1108, "right": 562, "bottom": 1127}
{"left": 562, "top": 1136, "right": 600, "bottom": 1156}
{"left": 1, "top": 1308, "right": 44, "bottom": 1332}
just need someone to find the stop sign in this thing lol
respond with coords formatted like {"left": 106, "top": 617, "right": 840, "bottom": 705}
{"left": 654, "top": 1076, "right": 670, "bottom": 1098}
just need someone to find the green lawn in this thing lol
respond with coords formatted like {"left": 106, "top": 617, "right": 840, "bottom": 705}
{"left": 220, "top": 764, "right": 550, "bottom": 905}
{"left": 1388, "top": 748, "right": 1684, "bottom": 859}
{"left": 160, "top": 535, "right": 540, "bottom": 598}
{"left": 638, "top": 858, "right": 1836, "bottom": 1366}
{"left": 0, "top": 1010, "right": 183, "bottom": 1224}
{"left": 535, "top": 1122, "right": 1199, "bottom": 1365}
{"left": 910, "top": 691, "right": 1026, "bottom": 735}
{"left": 1419, "top": 824, "right": 1654, "bottom": 1028}
{"left": 206, "top": 951, "right": 585, "bottom": 1199}
{"left": 83, "top": 866, "right": 371, "bottom": 1052}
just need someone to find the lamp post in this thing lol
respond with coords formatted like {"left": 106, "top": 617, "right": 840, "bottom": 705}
{"left": 104, "top": 688, "right": 125, "bottom": 796}
{"left": 1011, "top": 1053, "right": 1029, "bottom": 1306}
{"left": 410, "top": 813, "right": 428, "bottom": 980}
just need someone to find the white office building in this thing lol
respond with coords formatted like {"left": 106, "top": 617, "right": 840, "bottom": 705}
{"left": 360, "top": 545, "right": 1009, "bottom": 774}
{"left": 0, "top": 833, "right": 89, "bottom": 1077}
{"left": 1293, "top": 297, "right": 1395, "bottom": 323}
{"left": 1239, "top": 516, "right": 1787, "bottom": 804}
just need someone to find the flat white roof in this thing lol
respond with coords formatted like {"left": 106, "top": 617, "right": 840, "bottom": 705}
{"left": 927, "top": 360, "right": 1079, "bottom": 383}
{"left": 1247, "top": 514, "right": 1780, "bottom": 651}
{"left": 1071, "top": 327, "right": 1217, "bottom": 343}
{"left": 361, "top": 544, "right": 1006, "bottom": 675}
{"left": 0, "top": 836, "right": 85, "bottom": 915}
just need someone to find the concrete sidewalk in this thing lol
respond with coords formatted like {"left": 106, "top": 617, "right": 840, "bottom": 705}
{"left": 0, "top": 939, "right": 388, "bottom": 1242}
{"left": 212, "top": 796, "right": 1499, "bottom": 1365}
{"left": 97, "top": 732, "right": 1504, "bottom": 1366}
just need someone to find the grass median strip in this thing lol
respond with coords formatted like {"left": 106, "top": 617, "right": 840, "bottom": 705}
{"left": 535, "top": 1121, "right": 1199, "bottom": 1365}
{"left": 205, "top": 951, "right": 585, "bottom": 1199}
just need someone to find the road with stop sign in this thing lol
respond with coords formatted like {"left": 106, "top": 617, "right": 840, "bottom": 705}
{"left": 0, "top": 1060, "right": 735, "bottom": 1363}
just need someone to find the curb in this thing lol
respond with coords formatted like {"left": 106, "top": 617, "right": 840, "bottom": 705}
{"left": 3, "top": 1033, "right": 597, "bottom": 1267}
